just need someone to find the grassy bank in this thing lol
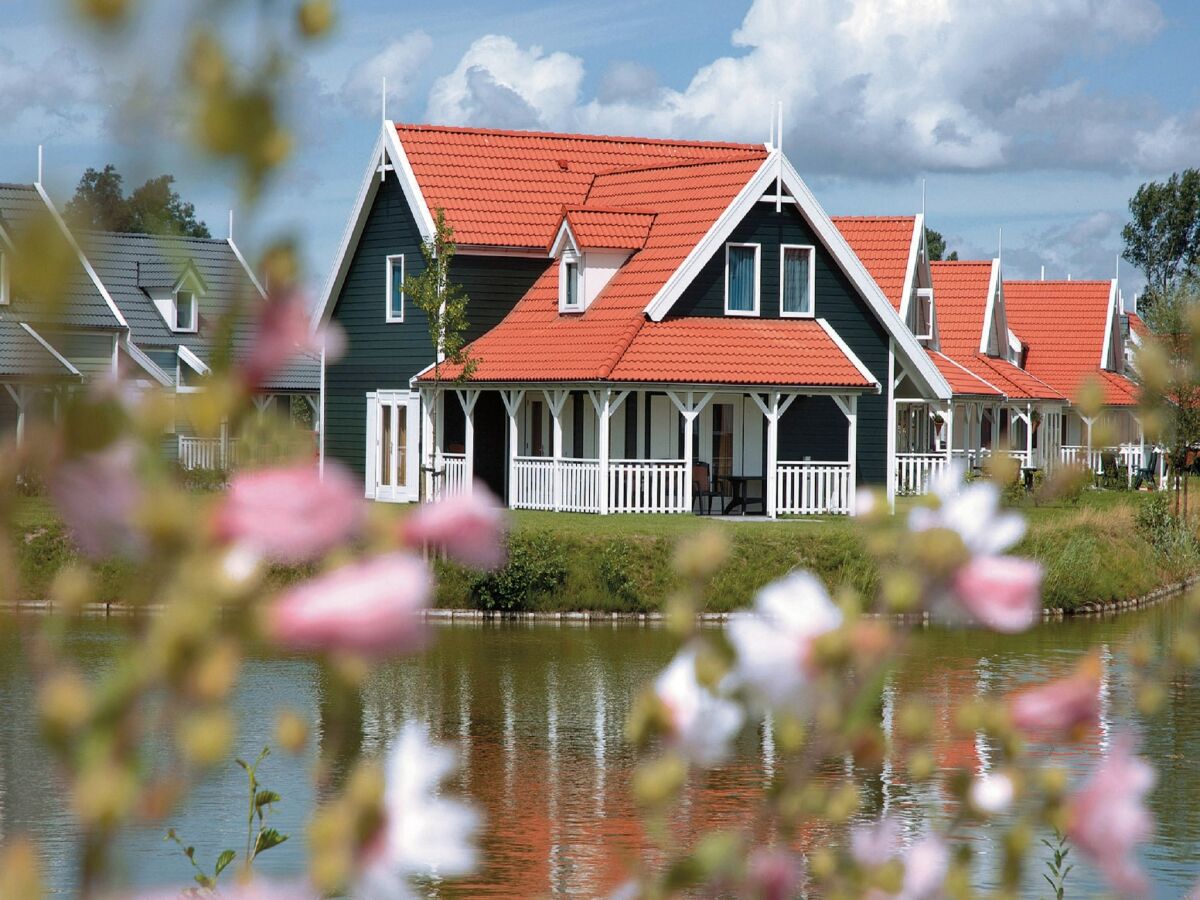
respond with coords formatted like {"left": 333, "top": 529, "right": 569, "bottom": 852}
{"left": 11, "top": 490, "right": 1200, "bottom": 615}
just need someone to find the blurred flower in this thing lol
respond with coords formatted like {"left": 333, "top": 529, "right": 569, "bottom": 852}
{"left": 969, "top": 771, "right": 1015, "bottom": 814}
{"left": 401, "top": 486, "right": 507, "bottom": 570}
{"left": 216, "top": 462, "right": 363, "bottom": 563}
{"left": 727, "top": 572, "right": 843, "bottom": 711}
{"left": 239, "top": 291, "right": 337, "bottom": 388}
{"left": 48, "top": 440, "right": 143, "bottom": 559}
{"left": 358, "top": 722, "right": 480, "bottom": 897}
{"left": 1066, "top": 735, "right": 1155, "bottom": 897}
{"left": 131, "top": 880, "right": 315, "bottom": 899}
{"left": 745, "top": 847, "right": 803, "bottom": 900}
{"left": 851, "top": 816, "right": 899, "bottom": 868}
{"left": 1008, "top": 652, "right": 1102, "bottom": 738}
{"left": 852, "top": 819, "right": 947, "bottom": 900}
{"left": 951, "top": 555, "right": 1042, "bottom": 633}
{"left": 267, "top": 553, "right": 431, "bottom": 656}
{"left": 909, "top": 466, "right": 1024, "bottom": 556}
{"left": 654, "top": 648, "right": 742, "bottom": 766}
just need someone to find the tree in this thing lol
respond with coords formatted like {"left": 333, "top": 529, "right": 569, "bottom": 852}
{"left": 926, "top": 227, "right": 958, "bottom": 262}
{"left": 1122, "top": 169, "right": 1200, "bottom": 310}
{"left": 403, "top": 208, "right": 476, "bottom": 499}
{"left": 64, "top": 164, "right": 211, "bottom": 237}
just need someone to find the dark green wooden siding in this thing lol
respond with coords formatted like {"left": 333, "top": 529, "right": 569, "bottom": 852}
{"left": 669, "top": 203, "right": 888, "bottom": 484}
{"left": 325, "top": 177, "right": 548, "bottom": 477}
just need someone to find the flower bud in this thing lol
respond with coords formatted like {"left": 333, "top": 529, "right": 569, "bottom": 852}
{"left": 633, "top": 754, "right": 687, "bottom": 807}
{"left": 672, "top": 529, "right": 729, "bottom": 581}
{"left": 297, "top": 0, "right": 335, "bottom": 37}
{"left": 276, "top": 709, "right": 309, "bottom": 754}
{"left": 39, "top": 670, "right": 92, "bottom": 740}
{"left": 178, "top": 709, "right": 234, "bottom": 767}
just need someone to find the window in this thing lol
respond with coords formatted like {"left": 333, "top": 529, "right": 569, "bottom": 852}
{"left": 913, "top": 288, "right": 934, "bottom": 340}
{"left": 174, "top": 289, "right": 197, "bottom": 331}
{"left": 386, "top": 255, "right": 405, "bottom": 322}
{"left": 559, "top": 253, "right": 582, "bottom": 312}
{"left": 0, "top": 251, "right": 8, "bottom": 305}
{"left": 780, "top": 245, "right": 814, "bottom": 316}
{"left": 725, "top": 243, "right": 760, "bottom": 315}
{"left": 711, "top": 403, "right": 735, "bottom": 481}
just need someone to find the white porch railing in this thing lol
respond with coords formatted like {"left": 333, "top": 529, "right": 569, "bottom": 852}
{"left": 511, "top": 457, "right": 556, "bottom": 510}
{"left": 178, "top": 435, "right": 238, "bottom": 471}
{"left": 436, "top": 453, "right": 467, "bottom": 499}
{"left": 895, "top": 453, "right": 949, "bottom": 496}
{"left": 559, "top": 458, "right": 601, "bottom": 513}
{"left": 1058, "top": 444, "right": 1144, "bottom": 474}
{"left": 609, "top": 459, "right": 689, "bottom": 514}
{"left": 949, "top": 448, "right": 1031, "bottom": 469}
{"left": 776, "top": 461, "right": 852, "bottom": 515}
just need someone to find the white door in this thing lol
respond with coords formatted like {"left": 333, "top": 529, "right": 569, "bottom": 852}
{"left": 365, "top": 391, "right": 420, "bottom": 502}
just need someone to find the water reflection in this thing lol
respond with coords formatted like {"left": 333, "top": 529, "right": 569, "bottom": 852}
{"left": 1, "top": 609, "right": 1198, "bottom": 897}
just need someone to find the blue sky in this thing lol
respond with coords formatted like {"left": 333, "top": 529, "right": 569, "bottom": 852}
{"left": 2, "top": 0, "right": 1198, "bottom": 305}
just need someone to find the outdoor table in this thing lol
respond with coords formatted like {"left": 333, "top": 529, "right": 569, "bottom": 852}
{"left": 722, "top": 475, "right": 766, "bottom": 515}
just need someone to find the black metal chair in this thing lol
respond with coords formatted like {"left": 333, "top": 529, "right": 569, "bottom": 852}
{"left": 692, "top": 462, "right": 721, "bottom": 515}
{"left": 1133, "top": 451, "right": 1160, "bottom": 490}
{"left": 1096, "top": 451, "right": 1121, "bottom": 490}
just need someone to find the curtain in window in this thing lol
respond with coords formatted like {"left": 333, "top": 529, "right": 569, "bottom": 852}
{"left": 783, "top": 248, "right": 810, "bottom": 314}
{"left": 727, "top": 246, "right": 755, "bottom": 311}
{"left": 391, "top": 261, "right": 404, "bottom": 318}
{"left": 712, "top": 403, "right": 734, "bottom": 479}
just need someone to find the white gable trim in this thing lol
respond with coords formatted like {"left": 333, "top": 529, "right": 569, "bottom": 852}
{"left": 979, "top": 258, "right": 1007, "bottom": 356}
{"left": 1101, "top": 278, "right": 1121, "bottom": 371}
{"left": 644, "top": 152, "right": 951, "bottom": 400}
{"left": 227, "top": 237, "right": 265, "bottom": 297}
{"left": 122, "top": 337, "right": 174, "bottom": 387}
{"left": 898, "top": 212, "right": 923, "bottom": 320}
{"left": 816, "top": 317, "right": 879, "bottom": 390}
{"left": 549, "top": 218, "right": 579, "bottom": 258}
{"left": 20, "top": 323, "right": 81, "bottom": 376}
{"left": 178, "top": 344, "right": 211, "bottom": 376}
{"left": 384, "top": 122, "right": 437, "bottom": 242}
{"left": 34, "top": 182, "right": 128, "bottom": 329}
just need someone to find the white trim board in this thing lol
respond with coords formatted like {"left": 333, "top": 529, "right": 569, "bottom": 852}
{"left": 642, "top": 151, "right": 952, "bottom": 401}
{"left": 177, "top": 344, "right": 211, "bottom": 376}
{"left": 20, "top": 323, "right": 81, "bottom": 376}
{"left": 122, "top": 338, "right": 174, "bottom": 387}
{"left": 898, "top": 212, "right": 923, "bottom": 321}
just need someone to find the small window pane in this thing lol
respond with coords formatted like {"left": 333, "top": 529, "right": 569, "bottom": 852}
{"left": 565, "top": 261, "right": 579, "bottom": 307}
{"left": 379, "top": 404, "right": 393, "bottom": 487}
{"left": 176, "top": 291, "right": 195, "bottom": 329}
{"left": 389, "top": 258, "right": 404, "bottom": 319}
{"left": 727, "top": 246, "right": 756, "bottom": 312}
{"left": 783, "top": 248, "right": 811, "bottom": 314}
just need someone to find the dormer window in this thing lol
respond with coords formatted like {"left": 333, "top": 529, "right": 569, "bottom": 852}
{"left": 913, "top": 288, "right": 934, "bottom": 340}
{"left": 559, "top": 252, "right": 582, "bottom": 313}
{"left": 174, "top": 288, "right": 197, "bottom": 331}
{"left": 0, "top": 250, "right": 8, "bottom": 306}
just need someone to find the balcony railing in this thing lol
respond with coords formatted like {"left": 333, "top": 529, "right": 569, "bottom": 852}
{"left": 178, "top": 435, "right": 239, "bottom": 471}
{"left": 608, "top": 459, "right": 689, "bottom": 514}
{"left": 895, "top": 453, "right": 949, "bottom": 496}
{"left": 776, "top": 461, "right": 852, "bottom": 515}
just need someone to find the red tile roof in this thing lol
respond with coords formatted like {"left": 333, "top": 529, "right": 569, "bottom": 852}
{"left": 1004, "top": 280, "right": 1137, "bottom": 406}
{"left": 609, "top": 318, "right": 874, "bottom": 387}
{"left": 928, "top": 261, "right": 1064, "bottom": 402}
{"left": 395, "top": 123, "right": 766, "bottom": 249}
{"left": 832, "top": 216, "right": 916, "bottom": 311}
{"left": 562, "top": 209, "right": 655, "bottom": 250}
{"left": 1127, "top": 310, "right": 1149, "bottom": 338}
{"left": 927, "top": 350, "right": 1003, "bottom": 397}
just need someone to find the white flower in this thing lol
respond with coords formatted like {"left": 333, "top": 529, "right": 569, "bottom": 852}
{"left": 969, "top": 771, "right": 1015, "bottom": 814}
{"left": 726, "top": 572, "right": 843, "bottom": 712}
{"left": 654, "top": 648, "right": 743, "bottom": 767}
{"left": 909, "top": 465, "right": 1025, "bottom": 556}
{"left": 898, "top": 836, "right": 949, "bottom": 900}
{"left": 358, "top": 722, "right": 480, "bottom": 899}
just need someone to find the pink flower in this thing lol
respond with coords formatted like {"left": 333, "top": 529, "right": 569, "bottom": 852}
{"left": 267, "top": 553, "right": 431, "bottom": 656}
{"left": 951, "top": 555, "right": 1042, "bottom": 633}
{"left": 745, "top": 847, "right": 803, "bottom": 900}
{"left": 130, "top": 882, "right": 314, "bottom": 900}
{"left": 898, "top": 837, "right": 949, "bottom": 900}
{"left": 654, "top": 648, "right": 742, "bottom": 766}
{"left": 215, "top": 462, "right": 363, "bottom": 564}
{"left": 401, "top": 486, "right": 508, "bottom": 570}
{"left": 1008, "top": 653, "right": 1101, "bottom": 738}
{"left": 48, "top": 440, "right": 144, "bottom": 559}
{"left": 239, "top": 290, "right": 339, "bottom": 389}
{"left": 1067, "top": 735, "right": 1155, "bottom": 897}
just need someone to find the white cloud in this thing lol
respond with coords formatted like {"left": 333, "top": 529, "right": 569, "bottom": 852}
{"left": 0, "top": 44, "right": 113, "bottom": 143}
{"left": 425, "top": 35, "right": 584, "bottom": 129}
{"left": 341, "top": 31, "right": 434, "bottom": 117}
{"left": 419, "top": 0, "right": 1198, "bottom": 178}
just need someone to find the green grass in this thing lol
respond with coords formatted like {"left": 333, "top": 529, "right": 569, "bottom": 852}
{"left": 10, "top": 487, "right": 1198, "bottom": 615}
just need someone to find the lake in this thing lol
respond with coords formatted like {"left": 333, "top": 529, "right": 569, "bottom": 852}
{"left": 1, "top": 603, "right": 1197, "bottom": 897}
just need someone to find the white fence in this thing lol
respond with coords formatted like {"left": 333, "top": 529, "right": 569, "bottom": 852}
{"left": 436, "top": 453, "right": 467, "bottom": 499}
{"left": 511, "top": 457, "right": 556, "bottom": 510}
{"left": 776, "top": 461, "right": 852, "bottom": 515}
{"left": 178, "top": 435, "right": 238, "bottom": 471}
{"left": 608, "top": 460, "right": 689, "bottom": 514}
{"left": 895, "top": 453, "right": 948, "bottom": 496}
{"left": 559, "top": 459, "right": 601, "bottom": 513}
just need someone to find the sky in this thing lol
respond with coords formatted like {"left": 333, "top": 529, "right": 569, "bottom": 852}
{"left": 2, "top": 0, "right": 1199, "bottom": 308}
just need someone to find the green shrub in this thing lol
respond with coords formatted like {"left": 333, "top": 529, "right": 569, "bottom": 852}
{"left": 599, "top": 540, "right": 641, "bottom": 607}
{"left": 470, "top": 531, "right": 567, "bottom": 611}
{"left": 1135, "top": 493, "right": 1176, "bottom": 544}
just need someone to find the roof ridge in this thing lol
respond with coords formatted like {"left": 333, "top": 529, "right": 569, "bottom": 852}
{"left": 595, "top": 153, "right": 767, "bottom": 178}
{"left": 565, "top": 206, "right": 658, "bottom": 216}
{"left": 393, "top": 121, "right": 766, "bottom": 153}
{"left": 80, "top": 228, "right": 228, "bottom": 246}
{"left": 1005, "top": 278, "right": 1111, "bottom": 286}
{"left": 831, "top": 214, "right": 917, "bottom": 222}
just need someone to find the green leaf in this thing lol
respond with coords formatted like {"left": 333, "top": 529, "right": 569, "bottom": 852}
{"left": 254, "top": 828, "right": 288, "bottom": 856}
{"left": 194, "top": 874, "right": 214, "bottom": 888}
{"left": 255, "top": 789, "right": 281, "bottom": 810}
{"left": 215, "top": 849, "right": 237, "bottom": 877}
{"left": 236, "top": 758, "right": 250, "bottom": 772}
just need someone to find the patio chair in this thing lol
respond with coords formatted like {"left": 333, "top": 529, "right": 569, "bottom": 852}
{"left": 1096, "top": 451, "right": 1121, "bottom": 490}
{"left": 692, "top": 462, "right": 721, "bottom": 515}
{"left": 1133, "top": 451, "right": 1160, "bottom": 490}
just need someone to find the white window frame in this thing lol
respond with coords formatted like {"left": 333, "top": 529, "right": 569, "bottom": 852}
{"left": 559, "top": 250, "right": 582, "bottom": 313}
{"left": 724, "top": 243, "right": 761, "bottom": 317}
{"left": 914, "top": 287, "right": 934, "bottom": 340}
{"left": 385, "top": 254, "right": 405, "bottom": 323}
{"left": 365, "top": 389, "right": 420, "bottom": 502}
{"left": 0, "top": 250, "right": 8, "bottom": 306}
{"left": 173, "top": 287, "right": 198, "bottom": 332}
{"left": 779, "top": 244, "right": 816, "bottom": 318}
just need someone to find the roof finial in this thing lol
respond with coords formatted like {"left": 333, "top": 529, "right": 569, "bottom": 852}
{"left": 228, "top": 209, "right": 234, "bottom": 241}
{"left": 775, "top": 101, "right": 784, "bottom": 213}
{"left": 768, "top": 103, "right": 775, "bottom": 150}
{"left": 997, "top": 226, "right": 1002, "bottom": 267}
{"left": 36, "top": 144, "right": 43, "bottom": 186}
{"left": 380, "top": 75, "right": 388, "bottom": 184}
{"left": 381, "top": 75, "right": 387, "bottom": 125}
{"left": 1040, "top": 264, "right": 1045, "bottom": 281}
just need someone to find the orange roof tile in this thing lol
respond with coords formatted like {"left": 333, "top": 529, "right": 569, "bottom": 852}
{"left": 562, "top": 209, "right": 655, "bottom": 250}
{"left": 1004, "top": 280, "right": 1138, "bottom": 406}
{"left": 832, "top": 216, "right": 916, "bottom": 311}
{"left": 927, "top": 350, "right": 1003, "bottom": 397}
{"left": 609, "top": 318, "right": 874, "bottom": 387}
{"left": 1127, "top": 310, "right": 1149, "bottom": 338}
{"left": 395, "top": 123, "right": 766, "bottom": 249}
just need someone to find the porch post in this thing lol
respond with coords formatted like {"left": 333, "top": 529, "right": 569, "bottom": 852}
{"left": 545, "top": 389, "right": 568, "bottom": 510}
{"left": 1025, "top": 403, "right": 1035, "bottom": 468}
{"left": 597, "top": 390, "right": 611, "bottom": 515}
{"left": 1083, "top": 415, "right": 1095, "bottom": 466}
{"left": 419, "top": 387, "right": 435, "bottom": 501}
{"left": 667, "top": 390, "right": 715, "bottom": 515}
{"left": 766, "top": 393, "right": 779, "bottom": 518}
{"left": 455, "top": 389, "right": 480, "bottom": 494}
{"left": 942, "top": 405, "right": 954, "bottom": 464}
{"left": 501, "top": 389, "right": 525, "bottom": 507}
{"left": 847, "top": 394, "right": 859, "bottom": 515}
{"left": 4, "top": 385, "right": 26, "bottom": 448}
